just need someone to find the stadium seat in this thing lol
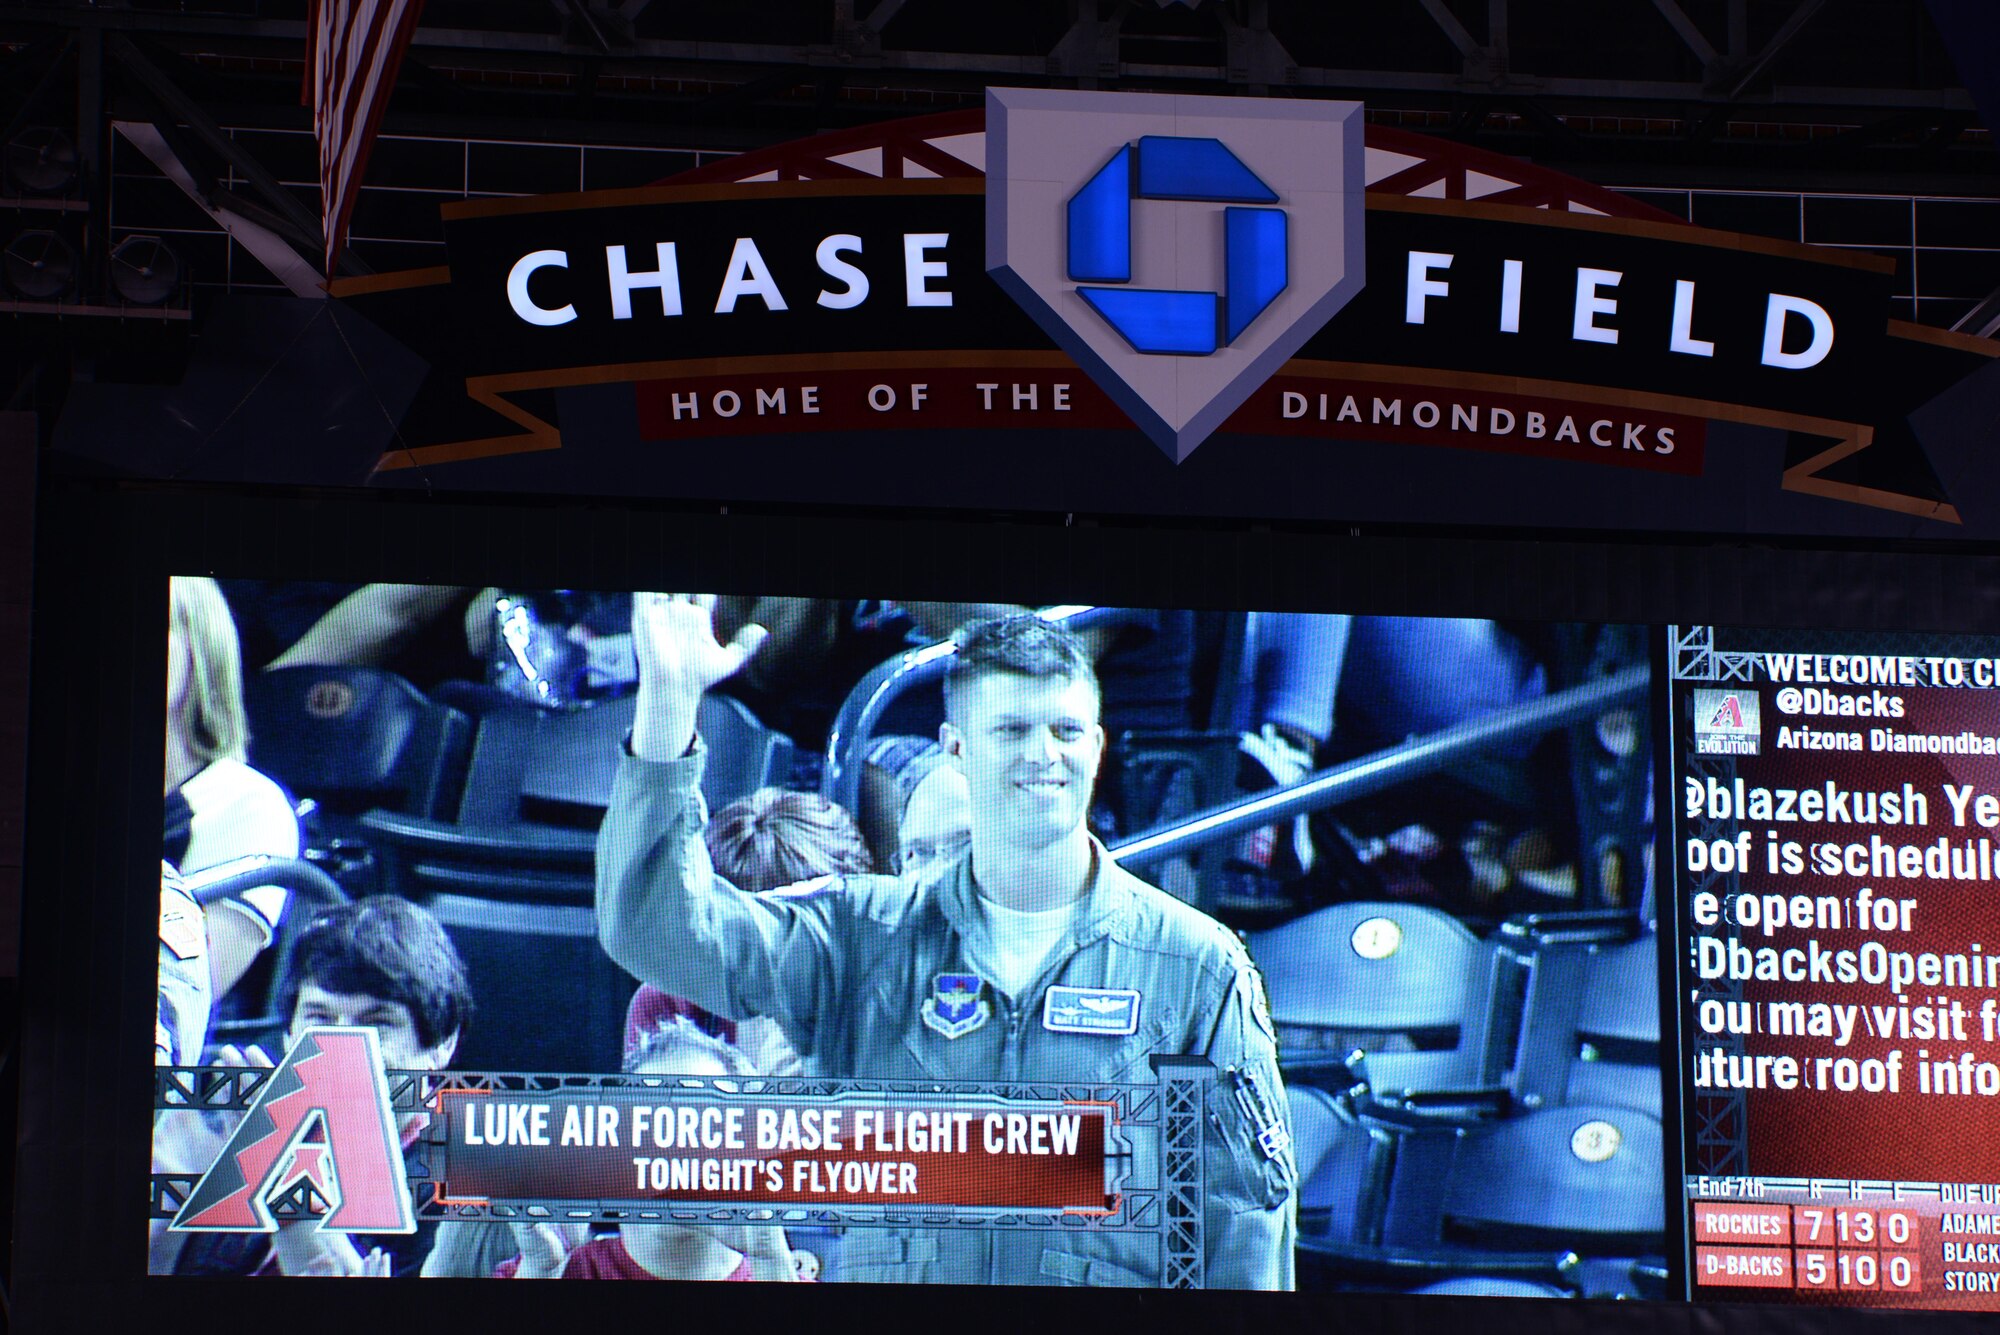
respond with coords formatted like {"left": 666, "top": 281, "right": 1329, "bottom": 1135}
{"left": 1248, "top": 902, "right": 1511, "bottom": 1098}
{"left": 419, "top": 890, "right": 635, "bottom": 1075}
{"left": 1505, "top": 917, "right": 1663, "bottom": 1117}
{"left": 244, "top": 666, "right": 472, "bottom": 822}
{"left": 1441, "top": 1104, "right": 1664, "bottom": 1247}
{"left": 352, "top": 692, "right": 793, "bottom": 1073}
{"left": 1296, "top": 1102, "right": 1662, "bottom": 1297}
{"left": 1289, "top": 1084, "right": 1391, "bottom": 1243}
{"left": 1111, "top": 731, "right": 1244, "bottom": 909}
{"left": 361, "top": 692, "right": 795, "bottom": 901}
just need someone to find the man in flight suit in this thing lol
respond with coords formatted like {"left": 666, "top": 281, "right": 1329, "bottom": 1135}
{"left": 596, "top": 597, "right": 1295, "bottom": 1288}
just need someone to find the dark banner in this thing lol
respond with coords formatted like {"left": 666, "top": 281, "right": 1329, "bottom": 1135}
{"left": 48, "top": 111, "right": 1999, "bottom": 539}
{"left": 315, "top": 177, "right": 1992, "bottom": 535}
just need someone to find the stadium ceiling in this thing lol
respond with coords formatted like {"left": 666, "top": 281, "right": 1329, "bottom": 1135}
{"left": 5, "top": 0, "right": 1994, "bottom": 190}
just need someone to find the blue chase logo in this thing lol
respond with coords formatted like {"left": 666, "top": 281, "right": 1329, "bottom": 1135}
{"left": 1067, "top": 137, "right": 1287, "bottom": 356}
{"left": 987, "top": 88, "right": 1366, "bottom": 462}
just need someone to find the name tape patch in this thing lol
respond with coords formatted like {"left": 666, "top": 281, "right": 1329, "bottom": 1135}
{"left": 1043, "top": 986, "right": 1141, "bottom": 1036}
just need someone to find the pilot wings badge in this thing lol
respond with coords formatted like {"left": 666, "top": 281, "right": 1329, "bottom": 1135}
{"left": 921, "top": 972, "right": 992, "bottom": 1040}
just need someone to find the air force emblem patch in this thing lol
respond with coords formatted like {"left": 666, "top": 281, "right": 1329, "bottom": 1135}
{"left": 987, "top": 87, "right": 1366, "bottom": 463}
{"left": 921, "top": 972, "right": 992, "bottom": 1040}
{"left": 1043, "top": 986, "right": 1141, "bottom": 1036}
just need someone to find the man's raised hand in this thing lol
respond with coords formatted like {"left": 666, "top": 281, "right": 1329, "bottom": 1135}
{"left": 630, "top": 594, "right": 769, "bottom": 761}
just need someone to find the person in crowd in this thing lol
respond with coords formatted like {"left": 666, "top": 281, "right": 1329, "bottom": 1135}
{"left": 164, "top": 575, "right": 302, "bottom": 1002}
{"left": 152, "top": 896, "right": 474, "bottom": 1278}
{"left": 622, "top": 785, "right": 874, "bottom": 1075}
{"left": 894, "top": 760, "right": 972, "bottom": 888}
{"left": 597, "top": 599, "right": 1295, "bottom": 1288}
{"left": 156, "top": 860, "right": 211, "bottom": 1068}
{"left": 496, "top": 1017, "right": 797, "bottom": 1281}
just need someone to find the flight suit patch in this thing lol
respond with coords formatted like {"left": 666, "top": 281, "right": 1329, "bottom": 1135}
{"left": 1242, "top": 964, "right": 1276, "bottom": 1042}
{"left": 920, "top": 972, "right": 991, "bottom": 1039}
{"left": 1042, "top": 986, "right": 1141, "bottom": 1036}
{"left": 160, "top": 898, "right": 204, "bottom": 962}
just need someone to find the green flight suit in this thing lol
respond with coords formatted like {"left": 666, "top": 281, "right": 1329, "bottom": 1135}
{"left": 596, "top": 740, "right": 1296, "bottom": 1289}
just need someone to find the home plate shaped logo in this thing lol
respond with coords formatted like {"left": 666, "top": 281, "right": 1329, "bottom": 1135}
{"left": 987, "top": 88, "right": 1365, "bottom": 462}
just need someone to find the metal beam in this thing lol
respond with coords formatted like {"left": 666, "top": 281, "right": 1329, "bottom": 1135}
{"left": 1050, "top": 1, "right": 1124, "bottom": 85}
{"left": 1724, "top": 0, "right": 1829, "bottom": 99}
{"left": 112, "top": 121, "right": 328, "bottom": 298}
{"left": 0, "top": 36, "right": 75, "bottom": 156}
{"left": 77, "top": 27, "right": 103, "bottom": 285}
{"left": 1216, "top": 0, "right": 1294, "bottom": 89}
{"left": 1649, "top": 0, "right": 1719, "bottom": 69}
{"left": 107, "top": 37, "right": 320, "bottom": 246}
{"left": 549, "top": 0, "right": 613, "bottom": 53}
{"left": 106, "top": 34, "right": 368, "bottom": 277}
{"left": 8, "top": 1, "right": 1983, "bottom": 117}
{"left": 862, "top": 0, "right": 911, "bottom": 34}
{"left": 1955, "top": 284, "right": 2000, "bottom": 340}
{"left": 1414, "top": 0, "right": 1480, "bottom": 61}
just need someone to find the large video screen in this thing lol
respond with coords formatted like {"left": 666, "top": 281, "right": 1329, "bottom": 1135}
{"left": 1671, "top": 626, "right": 2000, "bottom": 1309}
{"left": 150, "top": 579, "right": 1661, "bottom": 1293}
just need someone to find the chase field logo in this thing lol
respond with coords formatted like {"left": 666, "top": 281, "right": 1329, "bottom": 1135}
{"left": 986, "top": 88, "right": 1365, "bottom": 462}
{"left": 1693, "top": 689, "right": 1761, "bottom": 756}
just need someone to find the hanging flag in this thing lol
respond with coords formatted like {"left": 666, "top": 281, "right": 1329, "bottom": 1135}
{"left": 304, "top": 0, "right": 426, "bottom": 277}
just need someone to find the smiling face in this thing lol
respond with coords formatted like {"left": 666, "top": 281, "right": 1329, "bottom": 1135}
{"left": 941, "top": 671, "right": 1105, "bottom": 853}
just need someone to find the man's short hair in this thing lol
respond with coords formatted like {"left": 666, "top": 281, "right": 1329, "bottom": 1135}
{"left": 706, "top": 787, "right": 873, "bottom": 895}
{"left": 280, "top": 896, "right": 473, "bottom": 1050}
{"left": 624, "top": 1014, "right": 754, "bottom": 1077}
{"left": 942, "top": 614, "right": 1098, "bottom": 722}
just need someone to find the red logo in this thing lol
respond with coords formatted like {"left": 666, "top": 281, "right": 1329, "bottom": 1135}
{"left": 171, "top": 1028, "right": 414, "bottom": 1235}
{"left": 1707, "top": 694, "right": 1744, "bottom": 729}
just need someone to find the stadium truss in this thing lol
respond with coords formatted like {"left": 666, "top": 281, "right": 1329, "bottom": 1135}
{"left": 152, "top": 1059, "right": 1214, "bottom": 1285}
{"left": 667, "top": 102, "right": 1680, "bottom": 224}
{"left": 1670, "top": 626, "right": 1750, "bottom": 1178}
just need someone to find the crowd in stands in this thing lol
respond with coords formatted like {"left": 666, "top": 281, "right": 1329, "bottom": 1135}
{"left": 153, "top": 579, "right": 1648, "bottom": 1288}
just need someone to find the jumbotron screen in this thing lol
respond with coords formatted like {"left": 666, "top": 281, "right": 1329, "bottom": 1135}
{"left": 1670, "top": 625, "right": 2000, "bottom": 1310}
{"left": 150, "top": 580, "right": 1664, "bottom": 1294}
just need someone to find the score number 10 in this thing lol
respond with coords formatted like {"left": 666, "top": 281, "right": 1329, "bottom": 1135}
{"left": 1796, "top": 1208, "right": 1920, "bottom": 1292}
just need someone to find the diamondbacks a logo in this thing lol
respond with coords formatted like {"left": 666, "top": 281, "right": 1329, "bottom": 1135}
{"left": 171, "top": 1027, "right": 414, "bottom": 1235}
{"left": 1693, "top": 689, "right": 1761, "bottom": 755}
{"left": 987, "top": 87, "right": 1365, "bottom": 461}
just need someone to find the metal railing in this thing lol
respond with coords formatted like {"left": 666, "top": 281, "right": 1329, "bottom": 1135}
{"left": 1108, "top": 666, "right": 1650, "bottom": 869}
{"left": 181, "top": 853, "right": 350, "bottom": 912}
